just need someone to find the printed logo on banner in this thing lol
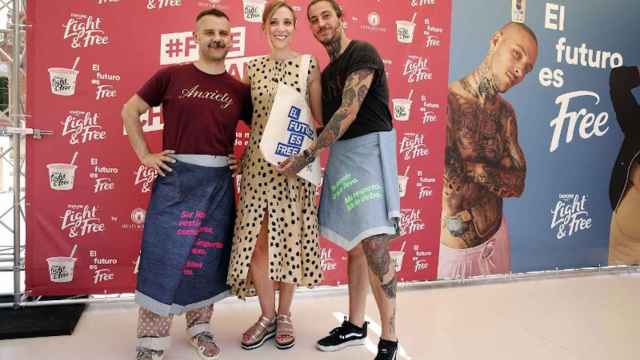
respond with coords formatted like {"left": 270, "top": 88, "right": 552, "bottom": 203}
{"left": 60, "top": 204, "right": 106, "bottom": 239}
{"left": 416, "top": 173, "right": 435, "bottom": 200}
{"left": 411, "top": 244, "right": 432, "bottom": 273}
{"left": 399, "top": 133, "right": 429, "bottom": 160}
{"left": 512, "top": 0, "right": 527, "bottom": 23}
{"left": 541, "top": 7, "right": 620, "bottom": 152}
{"left": 160, "top": 29, "right": 260, "bottom": 79}
{"left": 399, "top": 208, "right": 426, "bottom": 235}
{"left": 131, "top": 208, "right": 146, "bottom": 224}
{"left": 550, "top": 194, "right": 593, "bottom": 240}
{"left": 243, "top": 0, "right": 266, "bottom": 23}
{"left": 62, "top": 111, "right": 106, "bottom": 145}
{"left": 423, "top": 18, "right": 443, "bottom": 48}
{"left": 411, "top": 0, "right": 436, "bottom": 6}
{"left": 160, "top": 28, "right": 244, "bottom": 64}
{"left": 396, "top": 13, "right": 417, "bottom": 44}
{"left": 419, "top": 95, "right": 439, "bottom": 125}
{"left": 368, "top": 12, "right": 381, "bottom": 26}
{"left": 48, "top": 59, "right": 80, "bottom": 97}
{"left": 195, "top": 0, "right": 223, "bottom": 8}
{"left": 390, "top": 241, "right": 407, "bottom": 272}
{"left": 89, "top": 158, "right": 118, "bottom": 193}
{"left": 359, "top": 12, "right": 387, "bottom": 33}
{"left": 392, "top": 89, "right": 415, "bottom": 122}
{"left": 62, "top": 14, "right": 110, "bottom": 48}
{"left": 234, "top": 131, "right": 251, "bottom": 147}
{"left": 147, "top": 0, "right": 183, "bottom": 10}
{"left": 134, "top": 165, "right": 158, "bottom": 193}
{"left": 398, "top": 166, "right": 411, "bottom": 198}
{"left": 403, "top": 56, "right": 432, "bottom": 83}
{"left": 47, "top": 152, "right": 79, "bottom": 191}
{"left": 320, "top": 248, "right": 338, "bottom": 272}
{"left": 88, "top": 250, "right": 117, "bottom": 284}
{"left": 91, "top": 64, "right": 120, "bottom": 100}
{"left": 122, "top": 208, "right": 146, "bottom": 230}
{"left": 46, "top": 244, "right": 78, "bottom": 283}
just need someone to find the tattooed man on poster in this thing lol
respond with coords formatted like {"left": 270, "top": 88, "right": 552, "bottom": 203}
{"left": 278, "top": 1, "right": 401, "bottom": 359}
{"left": 439, "top": 22, "right": 538, "bottom": 279}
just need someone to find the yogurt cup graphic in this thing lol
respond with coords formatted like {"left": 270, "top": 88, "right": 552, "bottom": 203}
{"left": 392, "top": 98, "right": 413, "bottom": 121}
{"left": 48, "top": 67, "right": 79, "bottom": 96}
{"left": 398, "top": 175, "right": 409, "bottom": 198}
{"left": 396, "top": 20, "right": 416, "bottom": 44}
{"left": 47, "top": 163, "right": 77, "bottom": 190}
{"left": 390, "top": 251, "right": 405, "bottom": 272}
{"left": 243, "top": 0, "right": 266, "bottom": 23}
{"left": 47, "top": 256, "right": 77, "bottom": 283}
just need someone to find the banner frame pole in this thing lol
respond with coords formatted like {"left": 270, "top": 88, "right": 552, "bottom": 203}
{"left": 2, "top": 265, "right": 638, "bottom": 308}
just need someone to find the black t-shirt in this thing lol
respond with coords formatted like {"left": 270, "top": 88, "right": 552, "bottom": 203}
{"left": 321, "top": 40, "right": 393, "bottom": 140}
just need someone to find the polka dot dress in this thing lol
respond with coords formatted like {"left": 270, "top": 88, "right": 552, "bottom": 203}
{"left": 227, "top": 55, "right": 323, "bottom": 299}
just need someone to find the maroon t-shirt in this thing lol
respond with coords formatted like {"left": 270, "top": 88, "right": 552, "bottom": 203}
{"left": 137, "top": 63, "right": 252, "bottom": 155}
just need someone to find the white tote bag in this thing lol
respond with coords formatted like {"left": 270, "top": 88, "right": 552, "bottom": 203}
{"left": 260, "top": 54, "right": 322, "bottom": 186}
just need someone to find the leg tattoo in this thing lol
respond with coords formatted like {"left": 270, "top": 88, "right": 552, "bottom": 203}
{"left": 362, "top": 234, "right": 397, "bottom": 299}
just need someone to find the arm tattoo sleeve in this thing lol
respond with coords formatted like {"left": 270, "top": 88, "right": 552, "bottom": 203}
{"left": 312, "top": 69, "right": 375, "bottom": 152}
{"left": 466, "top": 106, "right": 526, "bottom": 198}
{"left": 444, "top": 92, "right": 470, "bottom": 192}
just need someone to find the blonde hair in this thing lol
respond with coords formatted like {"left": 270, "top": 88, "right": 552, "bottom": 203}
{"left": 262, "top": 0, "right": 297, "bottom": 28}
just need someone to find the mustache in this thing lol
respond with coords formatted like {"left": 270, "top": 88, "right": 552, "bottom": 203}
{"left": 207, "top": 41, "right": 226, "bottom": 49}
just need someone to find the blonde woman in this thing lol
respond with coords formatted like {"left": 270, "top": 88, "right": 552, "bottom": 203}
{"left": 227, "top": 0, "right": 323, "bottom": 351}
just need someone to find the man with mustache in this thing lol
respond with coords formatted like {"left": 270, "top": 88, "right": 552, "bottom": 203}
{"left": 122, "top": 8, "right": 251, "bottom": 360}
{"left": 439, "top": 22, "right": 538, "bottom": 279}
{"left": 279, "top": 1, "right": 401, "bottom": 359}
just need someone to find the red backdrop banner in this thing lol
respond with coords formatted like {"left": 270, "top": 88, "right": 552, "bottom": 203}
{"left": 25, "top": 0, "right": 451, "bottom": 295}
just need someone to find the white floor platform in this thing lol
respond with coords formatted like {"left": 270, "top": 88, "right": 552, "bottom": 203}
{"left": 1, "top": 272, "right": 639, "bottom": 360}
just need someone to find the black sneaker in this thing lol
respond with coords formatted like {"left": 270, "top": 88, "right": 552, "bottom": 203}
{"left": 374, "top": 339, "right": 398, "bottom": 360}
{"left": 316, "top": 318, "right": 368, "bottom": 352}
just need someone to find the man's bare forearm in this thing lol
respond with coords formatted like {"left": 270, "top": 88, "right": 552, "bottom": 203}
{"left": 311, "top": 107, "right": 350, "bottom": 153}
{"left": 122, "top": 105, "right": 150, "bottom": 162}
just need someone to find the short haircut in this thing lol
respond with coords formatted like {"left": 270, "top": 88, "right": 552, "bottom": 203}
{"left": 307, "top": 0, "right": 343, "bottom": 20}
{"left": 501, "top": 21, "right": 538, "bottom": 45}
{"left": 196, "top": 8, "right": 230, "bottom": 22}
{"left": 262, "top": 0, "right": 296, "bottom": 27}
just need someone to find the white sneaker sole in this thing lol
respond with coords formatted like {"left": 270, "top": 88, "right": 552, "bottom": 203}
{"left": 316, "top": 338, "right": 366, "bottom": 352}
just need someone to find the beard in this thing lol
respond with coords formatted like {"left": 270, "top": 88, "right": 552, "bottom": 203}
{"left": 316, "top": 26, "right": 340, "bottom": 44}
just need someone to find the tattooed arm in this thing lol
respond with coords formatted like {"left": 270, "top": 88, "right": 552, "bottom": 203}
{"left": 444, "top": 91, "right": 470, "bottom": 193}
{"left": 464, "top": 104, "right": 526, "bottom": 198}
{"left": 277, "top": 68, "right": 375, "bottom": 175}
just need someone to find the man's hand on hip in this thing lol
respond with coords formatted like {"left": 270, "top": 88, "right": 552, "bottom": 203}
{"left": 140, "top": 149, "right": 176, "bottom": 177}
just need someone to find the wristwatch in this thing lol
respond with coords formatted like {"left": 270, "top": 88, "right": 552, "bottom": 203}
{"left": 302, "top": 148, "right": 316, "bottom": 164}
{"left": 445, "top": 216, "right": 469, "bottom": 237}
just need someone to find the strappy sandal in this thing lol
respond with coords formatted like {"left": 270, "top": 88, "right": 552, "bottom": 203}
{"left": 275, "top": 313, "right": 295, "bottom": 350}
{"left": 241, "top": 315, "right": 276, "bottom": 350}
{"left": 189, "top": 332, "right": 220, "bottom": 360}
